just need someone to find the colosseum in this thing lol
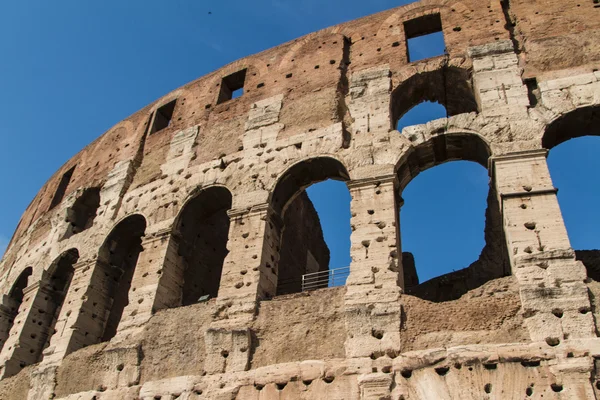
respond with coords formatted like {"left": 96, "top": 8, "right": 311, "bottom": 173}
{"left": 1, "top": 0, "right": 599, "bottom": 398}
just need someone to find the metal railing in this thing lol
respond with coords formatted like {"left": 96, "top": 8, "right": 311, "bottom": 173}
{"left": 301, "top": 266, "right": 350, "bottom": 292}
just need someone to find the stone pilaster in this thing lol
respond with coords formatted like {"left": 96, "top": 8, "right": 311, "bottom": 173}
{"left": 204, "top": 203, "right": 282, "bottom": 374}
{"left": 113, "top": 228, "right": 182, "bottom": 340}
{"left": 492, "top": 149, "right": 596, "bottom": 343}
{"left": 344, "top": 175, "right": 403, "bottom": 358}
{"left": 469, "top": 40, "right": 529, "bottom": 118}
{"left": 41, "top": 259, "right": 112, "bottom": 365}
{"left": 0, "top": 278, "right": 58, "bottom": 378}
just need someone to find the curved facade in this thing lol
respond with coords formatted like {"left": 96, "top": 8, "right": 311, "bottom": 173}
{"left": 1, "top": 0, "right": 600, "bottom": 398}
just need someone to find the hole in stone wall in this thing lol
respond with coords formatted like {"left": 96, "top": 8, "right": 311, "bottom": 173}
{"left": 175, "top": 187, "right": 232, "bottom": 306}
{"left": 550, "top": 383, "right": 563, "bottom": 392}
{"left": 62, "top": 187, "right": 101, "bottom": 240}
{"left": 524, "top": 78, "right": 540, "bottom": 107}
{"left": 404, "top": 13, "right": 446, "bottom": 62}
{"left": 150, "top": 99, "right": 177, "bottom": 135}
{"left": 217, "top": 69, "right": 247, "bottom": 104}
{"left": 49, "top": 166, "right": 76, "bottom": 210}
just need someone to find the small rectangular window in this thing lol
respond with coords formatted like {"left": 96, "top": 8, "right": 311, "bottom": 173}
{"left": 49, "top": 166, "right": 75, "bottom": 210}
{"left": 150, "top": 100, "right": 176, "bottom": 134}
{"left": 404, "top": 13, "right": 446, "bottom": 62}
{"left": 217, "top": 69, "right": 247, "bottom": 104}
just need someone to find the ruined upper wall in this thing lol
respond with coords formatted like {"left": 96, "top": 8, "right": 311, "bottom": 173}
{"left": 5, "top": 0, "right": 598, "bottom": 255}
{"left": 2, "top": 0, "right": 510, "bottom": 252}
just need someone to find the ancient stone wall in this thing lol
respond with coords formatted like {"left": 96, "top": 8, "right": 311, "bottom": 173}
{"left": 1, "top": 0, "right": 600, "bottom": 398}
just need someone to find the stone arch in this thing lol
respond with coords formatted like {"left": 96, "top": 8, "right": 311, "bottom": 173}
{"left": 390, "top": 67, "right": 477, "bottom": 130}
{"left": 172, "top": 185, "right": 233, "bottom": 305}
{"left": 395, "top": 131, "right": 491, "bottom": 191}
{"left": 271, "top": 156, "right": 351, "bottom": 216}
{"left": 97, "top": 214, "right": 147, "bottom": 342}
{"left": 0, "top": 267, "right": 32, "bottom": 351}
{"left": 270, "top": 157, "right": 351, "bottom": 295}
{"left": 542, "top": 105, "right": 600, "bottom": 150}
{"left": 396, "top": 132, "right": 508, "bottom": 301}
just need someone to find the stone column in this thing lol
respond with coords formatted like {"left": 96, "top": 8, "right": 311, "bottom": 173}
{"left": 204, "top": 203, "right": 282, "bottom": 374}
{"left": 491, "top": 149, "right": 596, "bottom": 343}
{"left": 0, "top": 277, "right": 57, "bottom": 378}
{"left": 344, "top": 174, "right": 403, "bottom": 358}
{"left": 112, "top": 228, "right": 182, "bottom": 340}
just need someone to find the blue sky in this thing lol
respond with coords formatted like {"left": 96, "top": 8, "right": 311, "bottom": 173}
{"left": 0, "top": 1, "right": 598, "bottom": 285}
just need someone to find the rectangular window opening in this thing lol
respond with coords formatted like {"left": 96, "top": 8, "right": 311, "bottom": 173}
{"left": 49, "top": 166, "right": 76, "bottom": 210}
{"left": 150, "top": 100, "right": 176, "bottom": 135}
{"left": 404, "top": 13, "right": 446, "bottom": 62}
{"left": 217, "top": 69, "right": 247, "bottom": 104}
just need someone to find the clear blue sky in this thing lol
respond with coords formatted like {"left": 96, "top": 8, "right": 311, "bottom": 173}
{"left": 0, "top": 1, "right": 598, "bottom": 285}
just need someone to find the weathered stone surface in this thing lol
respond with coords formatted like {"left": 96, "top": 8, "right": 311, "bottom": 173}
{"left": 2, "top": 0, "right": 600, "bottom": 398}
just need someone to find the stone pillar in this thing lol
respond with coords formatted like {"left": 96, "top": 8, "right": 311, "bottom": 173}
{"left": 204, "top": 203, "right": 282, "bottom": 374}
{"left": 344, "top": 175, "right": 403, "bottom": 358}
{"left": 491, "top": 149, "right": 596, "bottom": 343}
{"left": 40, "top": 259, "right": 110, "bottom": 365}
{"left": 469, "top": 40, "right": 529, "bottom": 118}
{"left": 113, "top": 228, "right": 182, "bottom": 340}
{"left": 0, "top": 277, "right": 57, "bottom": 378}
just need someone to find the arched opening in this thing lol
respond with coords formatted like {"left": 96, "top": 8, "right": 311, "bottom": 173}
{"left": 543, "top": 106, "right": 600, "bottom": 281}
{"left": 272, "top": 158, "right": 351, "bottom": 295}
{"left": 62, "top": 187, "right": 101, "bottom": 240}
{"left": 396, "top": 134, "right": 508, "bottom": 301}
{"left": 0, "top": 267, "right": 32, "bottom": 351}
{"left": 36, "top": 249, "right": 79, "bottom": 362}
{"left": 390, "top": 68, "right": 477, "bottom": 130}
{"left": 174, "top": 186, "right": 232, "bottom": 306}
{"left": 98, "top": 214, "right": 146, "bottom": 342}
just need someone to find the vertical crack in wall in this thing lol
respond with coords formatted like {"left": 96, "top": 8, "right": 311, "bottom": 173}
{"left": 110, "top": 124, "right": 150, "bottom": 219}
{"left": 338, "top": 36, "right": 353, "bottom": 148}
{"left": 500, "top": 0, "right": 523, "bottom": 56}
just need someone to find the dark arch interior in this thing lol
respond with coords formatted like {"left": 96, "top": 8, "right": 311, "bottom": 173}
{"left": 175, "top": 187, "right": 232, "bottom": 306}
{"left": 0, "top": 267, "right": 33, "bottom": 351}
{"left": 390, "top": 67, "right": 478, "bottom": 129}
{"left": 35, "top": 249, "right": 79, "bottom": 362}
{"left": 63, "top": 187, "right": 101, "bottom": 240}
{"left": 99, "top": 215, "right": 146, "bottom": 342}
{"left": 272, "top": 158, "right": 350, "bottom": 295}
{"left": 8, "top": 267, "right": 32, "bottom": 303}
{"left": 543, "top": 105, "right": 600, "bottom": 149}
